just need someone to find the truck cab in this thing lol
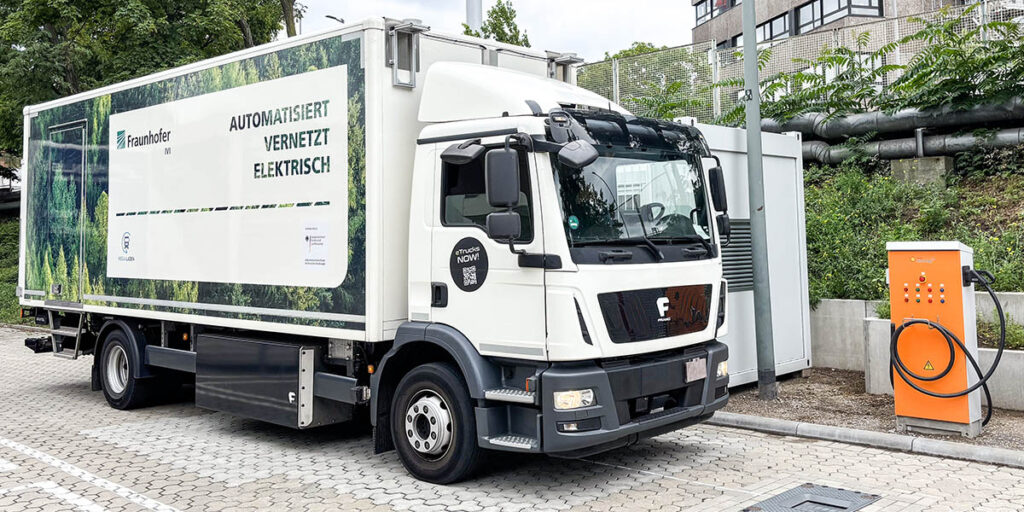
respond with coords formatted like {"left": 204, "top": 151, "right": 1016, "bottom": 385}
{"left": 376, "top": 62, "right": 730, "bottom": 482}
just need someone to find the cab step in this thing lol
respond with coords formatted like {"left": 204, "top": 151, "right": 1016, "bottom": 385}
{"left": 484, "top": 388, "right": 536, "bottom": 404}
{"left": 486, "top": 434, "right": 539, "bottom": 451}
{"left": 49, "top": 328, "right": 80, "bottom": 338}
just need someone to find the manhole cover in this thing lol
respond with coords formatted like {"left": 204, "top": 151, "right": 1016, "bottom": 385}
{"left": 743, "top": 483, "right": 880, "bottom": 512}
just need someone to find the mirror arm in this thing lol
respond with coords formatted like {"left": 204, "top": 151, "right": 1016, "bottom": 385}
{"left": 529, "top": 136, "right": 564, "bottom": 154}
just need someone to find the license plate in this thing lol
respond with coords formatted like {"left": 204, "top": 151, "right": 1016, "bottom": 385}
{"left": 685, "top": 357, "right": 708, "bottom": 383}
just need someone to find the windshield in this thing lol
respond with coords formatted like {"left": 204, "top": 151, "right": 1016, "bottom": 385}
{"left": 552, "top": 151, "right": 712, "bottom": 247}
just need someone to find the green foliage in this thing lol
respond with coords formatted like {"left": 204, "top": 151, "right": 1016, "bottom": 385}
{"left": 604, "top": 42, "right": 666, "bottom": 61}
{"left": 0, "top": 0, "right": 285, "bottom": 171}
{"left": 617, "top": 46, "right": 713, "bottom": 120}
{"left": 0, "top": 215, "right": 26, "bottom": 324}
{"left": 874, "top": 300, "right": 890, "bottom": 320}
{"left": 716, "top": 33, "right": 900, "bottom": 125}
{"left": 806, "top": 162, "right": 1024, "bottom": 305}
{"left": 462, "top": 0, "right": 530, "bottom": 47}
{"left": 630, "top": 5, "right": 1024, "bottom": 127}
{"left": 884, "top": 4, "right": 1024, "bottom": 112}
{"left": 978, "top": 311, "right": 1024, "bottom": 350}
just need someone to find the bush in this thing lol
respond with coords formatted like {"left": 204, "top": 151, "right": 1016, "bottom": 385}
{"left": 805, "top": 159, "right": 1024, "bottom": 306}
{"left": 0, "top": 215, "right": 27, "bottom": 325}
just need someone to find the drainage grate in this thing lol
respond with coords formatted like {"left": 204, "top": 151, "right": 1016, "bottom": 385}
{"left": 743, "top": 483, "right": 880, "bottom": 512}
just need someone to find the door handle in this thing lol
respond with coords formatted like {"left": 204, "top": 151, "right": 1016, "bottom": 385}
{"left": 431, "top": 282, "right": 448, "bottom": 308}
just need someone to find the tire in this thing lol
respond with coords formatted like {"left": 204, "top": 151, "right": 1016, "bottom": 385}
{"left": 391, "top": 362, "right": 484, "bottom": 484}
{"left": 99, "top": 330, "right": 157, "bottom": 410}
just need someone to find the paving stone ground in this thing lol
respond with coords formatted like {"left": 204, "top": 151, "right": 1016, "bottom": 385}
{"left": 2, "top": 326, "right": 1024, "bottom": 511}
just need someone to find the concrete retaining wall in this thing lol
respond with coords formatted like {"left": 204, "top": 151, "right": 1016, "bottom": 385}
{"left": 813, "top": 294, "right": 1024, "bottom": 411}
{"left": 810, "top": 299, "right": 876, "bottom": 371}
{"left": 863, "top": 317, "right": 1024, "bottom": 411}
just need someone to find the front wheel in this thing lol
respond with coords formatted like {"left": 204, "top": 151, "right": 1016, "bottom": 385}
{"left": 391, "top": 362, "right": 484, "bottom": 483}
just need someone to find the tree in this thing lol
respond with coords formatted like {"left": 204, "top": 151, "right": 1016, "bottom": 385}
{"left": 462, "top": 0, "right": 530, "bottom": 47}
{"left": 604, "top": 42, "right": 667, "bottom": 61}
{"left": 280, "top": 0, "right": 296, "bottom": 37}
{"left": 0, "top": 0, "right": 285, "bottom": 172}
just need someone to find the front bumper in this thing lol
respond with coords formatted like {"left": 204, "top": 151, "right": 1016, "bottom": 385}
{"left": 474, "top": 342, "right": 728, "bottom": 455}
{"left": 538, "top": 340, "right": 728, "bottom": 456}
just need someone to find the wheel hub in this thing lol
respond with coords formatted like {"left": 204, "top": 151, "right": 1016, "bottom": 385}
{"left": 105, "top": 345, "right": 129, "bottom": 395}
{"left": 404, "top": 392, "right": 452, "bottom": 457}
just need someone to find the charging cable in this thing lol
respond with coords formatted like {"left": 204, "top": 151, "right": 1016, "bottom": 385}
{"left": 889, "top": 268, "right": 1005, "bottom": 426}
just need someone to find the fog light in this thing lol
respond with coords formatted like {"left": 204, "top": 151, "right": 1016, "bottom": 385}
{"left": 557, "top": 417, "right": 601, "bottom": 432}
{"left": 553, "top": 389, "right": 595, "bottom": 410}
{"left": 717, "top": 361, "right": 728, "bottom": 378}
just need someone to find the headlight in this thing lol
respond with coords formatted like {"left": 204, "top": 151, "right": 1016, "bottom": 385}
{"left": 553, "top": 389, "right": 595, "bottom": 410}
{"left": 717, "top": 361, "right": 728, "bottom": 378}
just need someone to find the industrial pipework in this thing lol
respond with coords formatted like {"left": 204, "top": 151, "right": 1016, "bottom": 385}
{"left": 803, "top": 126, "right": 1024, "bottom": 164}
{"left": 763, "top": 98, "right": 1024, "bottom": 140}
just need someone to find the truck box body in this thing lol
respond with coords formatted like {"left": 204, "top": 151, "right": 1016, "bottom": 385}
{"left": 17, "top": 20, "right": 556, "bottom": 342}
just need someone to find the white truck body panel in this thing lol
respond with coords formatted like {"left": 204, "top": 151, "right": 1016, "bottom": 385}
{"left": 18, "top": 19, "right": 564, "bottom": 343}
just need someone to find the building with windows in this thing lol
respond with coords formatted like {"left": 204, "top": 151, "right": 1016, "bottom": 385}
{"left": 692, "top": 0, "right": 968, "bottom": 48}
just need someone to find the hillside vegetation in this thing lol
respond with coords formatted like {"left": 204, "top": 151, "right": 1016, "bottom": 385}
{"left": 806, "top": 151, "right": 1024, "bottom": 307}
{"left": 0, "top": 215, "right": 25, "bottom": 324}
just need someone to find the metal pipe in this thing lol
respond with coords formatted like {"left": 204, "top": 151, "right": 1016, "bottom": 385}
{"left": 466, "top": 0, "right": 482, "bottom": 33}
{"left": 763, "top": 98, "right": 1024, "bottom": 140}
{"left": 802, "top": 127, "right": 1024, "bottom": 164}
{"left": 742, "top": 0, "right": 778, "bottom": 401}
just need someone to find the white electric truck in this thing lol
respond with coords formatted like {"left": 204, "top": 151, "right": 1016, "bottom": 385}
{"left": 17, "top": 18, "right": 731, "bottom": 483}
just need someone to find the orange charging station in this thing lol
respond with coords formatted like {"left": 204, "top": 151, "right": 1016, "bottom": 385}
{"left": 887, "top": 242, "right": 983, "bottom": 437}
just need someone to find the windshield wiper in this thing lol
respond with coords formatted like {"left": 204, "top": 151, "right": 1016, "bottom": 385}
{"left": 657, "top": 234, "right": 714, "bottom": 257}
{"left": 574, "top": 237, "right": 664, "bottom": 261}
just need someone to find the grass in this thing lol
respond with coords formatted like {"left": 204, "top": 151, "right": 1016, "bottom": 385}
{"left": 978, "top": 310, "right": 1024, "bottom": 350}
{"left": 0, "top": 214, "right": 27, "bottom": 325}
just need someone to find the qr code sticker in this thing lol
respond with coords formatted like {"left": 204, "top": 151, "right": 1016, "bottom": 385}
{"left": 462, "top": 266, "right": 477, "bottom": 287}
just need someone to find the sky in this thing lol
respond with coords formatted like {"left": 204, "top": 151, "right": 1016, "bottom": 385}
{"left": 296, "top": 0, "right": 696, "bottom": 63}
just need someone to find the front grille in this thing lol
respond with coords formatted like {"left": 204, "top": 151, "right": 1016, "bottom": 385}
{"left": 598, "top": 284, "right": 712, "bottom": 343}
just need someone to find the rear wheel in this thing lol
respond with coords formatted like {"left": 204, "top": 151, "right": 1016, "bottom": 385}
{"left": 391, "top": 362, "right": 484, "bottom": 483}
{"left": 99, "top": 331, "right": 158, "bottom": 410}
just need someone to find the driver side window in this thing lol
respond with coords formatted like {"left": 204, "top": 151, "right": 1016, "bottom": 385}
{"left": 440, "top": 148, "right": 533, "bottom": 242}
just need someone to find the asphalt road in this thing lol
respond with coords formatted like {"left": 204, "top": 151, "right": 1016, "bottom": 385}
{"left": 2, "top": 326, "right": 1024, "bottom": 511}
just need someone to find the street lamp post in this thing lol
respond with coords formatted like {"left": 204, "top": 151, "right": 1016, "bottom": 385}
{"left": 741, "top": 0, "right": 779, "bottom": 401}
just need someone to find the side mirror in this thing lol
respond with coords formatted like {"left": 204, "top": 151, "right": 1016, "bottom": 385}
{"left": 557, "top": 140, "right": 599, "bottom": 169}
{"left": 485, "top": 148, "right": 520, "bottom": 208}
{"left": 717, "top": 213, "right": 731, "bottom": 243}
{"left": 486, "top": 211, "right": 521, "bottom": 241}
{"left": 708, "top": 166, "right": 728, "bottom": 212}
{"left": 441, "top": 140, "right": 485, "bottom": 165}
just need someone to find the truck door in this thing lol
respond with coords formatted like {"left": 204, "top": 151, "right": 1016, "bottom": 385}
{"left": 430, "top": 147, "right": 548, "bottom": 360}
{"left": 41, "top": 123, "right": 87, "bottom": 303}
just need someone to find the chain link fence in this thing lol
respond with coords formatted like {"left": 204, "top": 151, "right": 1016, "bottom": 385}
{"left": 577, "top": 0, "right": 1024, "bottom": 122}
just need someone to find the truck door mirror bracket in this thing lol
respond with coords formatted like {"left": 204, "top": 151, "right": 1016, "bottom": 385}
{"left": 440, "top": 140, "right": 485, "bottom": 165}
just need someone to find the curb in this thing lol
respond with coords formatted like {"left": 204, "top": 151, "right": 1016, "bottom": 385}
{"left": 0, "top": 323, "right": 46, "bottom": 334}
{"left": 709, "top": 411, "right": 1024, "bottom": 469}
